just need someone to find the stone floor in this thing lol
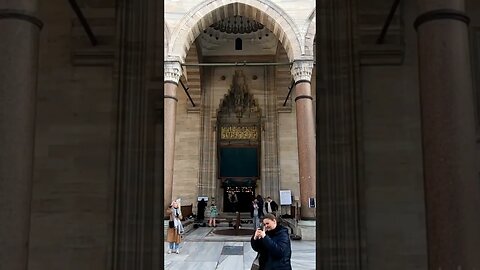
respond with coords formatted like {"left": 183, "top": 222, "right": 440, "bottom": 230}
{"left": 164, "top": 225, "right": 316, "bottom": 270}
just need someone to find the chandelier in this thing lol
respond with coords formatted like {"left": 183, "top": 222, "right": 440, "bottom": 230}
{"left": 211, "top": 16, "right": 264, "bottom": 34}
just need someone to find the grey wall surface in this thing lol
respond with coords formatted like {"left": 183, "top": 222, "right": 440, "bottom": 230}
{"left": 360, "top": 1, "right": 428, "bottom": 269}
{"left": 28, "top": 1, "right": 115, "bottom": 269}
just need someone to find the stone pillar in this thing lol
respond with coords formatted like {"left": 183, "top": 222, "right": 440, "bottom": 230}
{"left": 317, "top": 1, "right": 361, "bottom": 267}
{"left": 291, "top": 60, "right": 316, "bottom": 219}
{"left": 113, "top": 1, "right": 156, "bottom": 268}
{"left": 415, "top": 1, "right": 480, "bottom": 268}
{"left": 164, "top": 61, "right": 181, "bottom": 215}
{"left": 0, "top": 2, "right": 42, "bottom": 269}
{"left": 263, "top": 66, "right": 280, "bottom": 204}
{"left": 198, "top": 67, "right": 216, "bottom": 202}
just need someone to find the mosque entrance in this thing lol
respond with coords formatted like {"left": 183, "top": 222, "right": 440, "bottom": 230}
{"left": 216, "top": 71, "right": 261, "bottom": 213}
{"left": 218, "top": 147, "right": 258, "bottom": 213}
{"left": 221, "top": 175, "right": 258, "bottom": 212}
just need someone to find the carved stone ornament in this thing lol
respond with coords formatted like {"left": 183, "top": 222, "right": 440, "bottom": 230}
{"left": 218, "top": 70, "right": 261, "bottom": 120}
{"left": 164, "top": 61, "right": 182, "bottom": 83}
{"left": 291, "top": 61, "right": 314, "bottom": 82}
{"left": 220, "top": 126, "right": 259, "bottom": 140}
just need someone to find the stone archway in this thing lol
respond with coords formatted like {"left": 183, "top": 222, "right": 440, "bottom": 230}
{"left": 164, "top": 21, "right": 171, "bottom": 58}
{"left": 164, "top": 0, "right": 318, "bottom": 221}
{"left": 305, "top": 9, "right": 316, "bottom": 56}
{"left": 167, "top": 0, "right": 304, "bottom": 62}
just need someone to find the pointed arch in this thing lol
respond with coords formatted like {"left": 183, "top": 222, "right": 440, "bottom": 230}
{"left": 164, "top": 21, "right": 171, "bottom": 58}
{"left": 304, "top": 8, "right": 316, "bottom": 56}
{"left": 167, "top": 0, "right": 303, "bottom": 62}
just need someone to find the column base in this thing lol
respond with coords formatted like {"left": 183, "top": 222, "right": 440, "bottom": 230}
{"left": 297, "top": 220, "right": 316, "bottom": 241}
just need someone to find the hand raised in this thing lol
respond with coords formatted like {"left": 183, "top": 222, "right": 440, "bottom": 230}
{"left": 260, "top": 227, "right": 266, "bottom": 238}
{"left": 254, "top": 229, "right": 263, "bottom": 239}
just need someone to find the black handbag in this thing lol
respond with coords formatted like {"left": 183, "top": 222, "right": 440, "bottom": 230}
{"left": 169, "top": 220, "right": 174, "bottom": 228}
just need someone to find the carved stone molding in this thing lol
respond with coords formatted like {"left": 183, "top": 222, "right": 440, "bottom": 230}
{"left": 291, "top": 61, "right": 314, "bottom": 83}
{"left": 359, "top": 44, "right": 405, "bottom": 65}
{"left": 217, "top": 70, "right": 261, "bottom": 122}
{"left": 164, "top": 61, "right": 182, "bottom": 84}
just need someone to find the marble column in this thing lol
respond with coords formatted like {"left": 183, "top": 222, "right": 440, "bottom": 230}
{"left": 415, "top": 0, "right": 480, "bottom": 268}
{"left": 164, "top": 61, "right": 182, "bottom": 215}
{"left": 0, "top": 2, "right": 41, "bottom": 269}
{"left": 291, "top": 61, "right": 316, "bottom": 219}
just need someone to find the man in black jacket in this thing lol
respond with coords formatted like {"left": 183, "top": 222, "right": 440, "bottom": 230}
{"left": 250, "top": 213, "right": 292, "bottom": 270}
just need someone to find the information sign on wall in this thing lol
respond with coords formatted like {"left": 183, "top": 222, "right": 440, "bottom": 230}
{"left": 279, "top": 190, "right": 292, "bottom": 205}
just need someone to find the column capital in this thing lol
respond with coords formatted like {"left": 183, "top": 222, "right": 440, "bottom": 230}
{"left": 164, "top": 61, "right": 182, "bottom": 85}
{"left": 291, "top": 60, "right": 314, "bottom": 83}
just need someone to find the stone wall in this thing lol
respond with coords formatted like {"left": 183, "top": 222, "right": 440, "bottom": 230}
{"left": 28, "top": 1, "right": 114, "bottom": 269}
{"left": 468, "top": 0, "right": 480, "bottom": 180}
{"left": 171, "top": 86, "right": 202, "bottom": 208}
{"left": 468, "top": 0, "right": 480, "bottom": 130}
{"left": 278, "top": 110, "right": 300, "bottom": 202}
{"left": 360, "top": 1, "right": 428, "bottom": 269}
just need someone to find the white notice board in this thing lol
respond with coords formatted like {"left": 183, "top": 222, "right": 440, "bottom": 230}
{"left": 279, "top": 190, "right": 292, "bottom": 205}
{"left": 197, "top": 196, "right": 208, "bottom": 202}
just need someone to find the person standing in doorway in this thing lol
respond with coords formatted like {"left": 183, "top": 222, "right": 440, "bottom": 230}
{"left": 265, "top": 196, "right": 278, "bottom": 216}
{"left": 166, "top": 200, "right": 183, "bottom": 254}
{"left": 250, "top": 213, "right": 292, "bottom": 270}
{"left": 256, "top": 194, "right": 264, "bottom": 219}
{"left": 229, "top": 191, "right": 239, "bottom": 212}
{"left": 251, "top": 199, "right": 260, "bottom": 229}
{"left": 209, "top": 201, "right": 218, "bottom": 227}
{"left": 197, "top": 198, "right": 207, "bottom": 222}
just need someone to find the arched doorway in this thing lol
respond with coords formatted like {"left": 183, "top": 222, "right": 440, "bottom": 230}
{"left": 216, "top": 70, "right": 261, "bottom": 213}
{"left": 164, "top": 0, "right": 308, "bottom": 215}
